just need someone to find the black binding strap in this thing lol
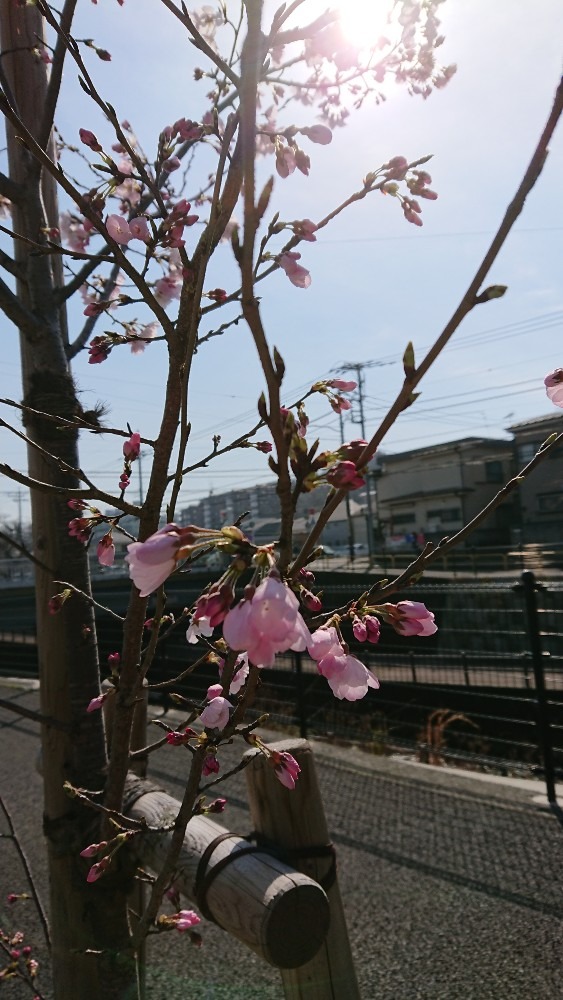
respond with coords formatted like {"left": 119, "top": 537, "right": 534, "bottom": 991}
{"left": 193, "top": 831, "right": 337, "bottom": 924}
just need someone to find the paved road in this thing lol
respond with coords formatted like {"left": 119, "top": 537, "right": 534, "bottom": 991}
{"left": 1, "top": 680, "right": 562, "bottom": 999}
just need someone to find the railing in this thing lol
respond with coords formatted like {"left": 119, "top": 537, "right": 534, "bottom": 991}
{"left": 1, "top": 573, "right": 562, "bottom": 800}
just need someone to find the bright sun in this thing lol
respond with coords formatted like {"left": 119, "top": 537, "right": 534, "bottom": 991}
{"left": 336, "top": 0, "right": 392, "bottom": 50}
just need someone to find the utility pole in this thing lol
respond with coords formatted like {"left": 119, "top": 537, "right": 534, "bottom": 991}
{"left": 338, "top": 409, "right": 356, "bottom": 563}
{"left": 339, "top": 361, "right": 378, "bottom": 566}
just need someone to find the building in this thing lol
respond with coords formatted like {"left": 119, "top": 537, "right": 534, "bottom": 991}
{"left": 375, "top": 437, "right": 516, "bottom": 547}
{"left": 179, "top": 481, "right": 368, "bottom": 550}
{"left": 507, "top": 413, "right": 563, "bottom": 543}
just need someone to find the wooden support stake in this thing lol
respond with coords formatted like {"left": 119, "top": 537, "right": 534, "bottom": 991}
{"left": 245, "top": 738, "right": 361, "bottom": 1000}
{"left": 124, "top": 776, "right": 330, "bottom": 969}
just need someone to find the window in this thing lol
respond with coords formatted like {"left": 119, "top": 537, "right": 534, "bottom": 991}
{"left": 485, "top": 460, "right": 503, "bottom": 483}
{"left": 392, "top": 512, "right": 415, "bottom": 525}
{"left": 517, "top": 442, "right": 538, "bottom": 465}
{"left": 427, "top": 508, "right": 462, "bottom": 523}
{"left": 537, "top": 494, "right": 563, "bottom": 514}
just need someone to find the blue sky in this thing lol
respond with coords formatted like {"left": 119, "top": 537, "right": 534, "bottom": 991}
{"left": 1, "top": 0, "right": 563, "bottom": 525}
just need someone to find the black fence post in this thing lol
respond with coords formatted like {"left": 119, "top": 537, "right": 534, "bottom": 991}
{"left": 294, "top": 651, "right": 308, "bottom": 740}
{"left": 520, "top": 570, "right": 557, "bottom": 805}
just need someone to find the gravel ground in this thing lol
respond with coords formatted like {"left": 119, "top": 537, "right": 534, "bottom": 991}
{"left": 1, "top": 680, "right": 562, "bottom": 1000}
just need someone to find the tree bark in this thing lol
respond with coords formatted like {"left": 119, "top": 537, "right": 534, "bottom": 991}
{"left": 0, "top": 7, "right": 138, "bottom": 997}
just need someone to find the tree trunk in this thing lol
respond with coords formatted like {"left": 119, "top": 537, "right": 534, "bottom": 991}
{"left": 0, "top": 7, "right": 138, "bottom": 997}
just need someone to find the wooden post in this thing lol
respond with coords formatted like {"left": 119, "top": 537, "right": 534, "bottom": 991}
{"left": 244, "top": 738, "right": 361, "bottom": 1000}
{"left": 124, "top": 776, "right": 330, "bottom": 969}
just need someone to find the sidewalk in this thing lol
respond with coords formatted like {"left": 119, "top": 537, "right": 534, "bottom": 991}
{"left": 1, "top": 679, "right": 562, "bottom": 999}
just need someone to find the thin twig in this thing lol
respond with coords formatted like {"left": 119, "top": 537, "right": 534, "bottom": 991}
{"left": 291, "top": 75, "right": 563, "bottom": 577}
{"left": 0, "top": 795, "right": 51, "bottom": 950}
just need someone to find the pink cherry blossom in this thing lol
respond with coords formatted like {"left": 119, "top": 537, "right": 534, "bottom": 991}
{"left": 218, "top": 652, "right": 250, "bottom": 695}
{"left": 114, "top": 176, "right": 141, "bottom": 206}
{"left": 155, "top": 271, "right": 183, "bottom": 306}
{"left": 326, "top": 461, "right": 365, "bottom": 489}
{"left": 545, "top": 369, "right": 563, "bottom": 408}
{"left": 328, "top": 379, "right": 357, "bottom": 392}
{"left": 278, "top": 251, "right": 311, "bottom": 289}
{"left": 199, "top": 685, "right": 232, "bottom": 731}
{"left": 325, "top": 655, "right": 379, "bottom": 701}
{"left": 128, "top": 216, "right": 151, "bottom": 242}
{"left": 276, "top": 146, "right": 296, "bottom": 178}
{"left": 172, "top": 910, "right": 201, "bottom": 931}
{"left": 130, "top": 321, "right": 159, "bottom": 355}
{"left": 308, "top": 626, "right": 379, "bottom": 701}
{"left": 126, "top": 523, "right": 189, "bottom": 596}
{"left": 97, "top": 533, "right": 115, "bottom": 567}
{"left": 223, "top": 574, "right": 310, "bottom": 667}
{"left": 123, "top": 432, "right": 141, "bottom": 461}
{"left": 293, "top": 218, "right": 318, "bottom": 242}
{"left": 193, "top": 584, "right": 234, "bottom": 629}
{"left": 60, "top": 210, "right": 91, "bottom": 252}
{"left": 271, "top": 750, "right": 301, "bottom": 789}
{"left": 106, "top": 214, "right": 132, "bottom": 244}
{"left": 388, "top": 600, "right": 437, "bottom": 637}
{"left": 186, "top": 616, "right": 214, "bottom": 644}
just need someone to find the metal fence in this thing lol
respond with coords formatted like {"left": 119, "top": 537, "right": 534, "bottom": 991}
{"left": 2, "top": 572, "right": 563, "bottom": 798}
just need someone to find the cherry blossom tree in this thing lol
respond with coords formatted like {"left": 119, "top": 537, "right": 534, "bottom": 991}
{"left": 0, "top": 2, "right": 561, "bottom": 997}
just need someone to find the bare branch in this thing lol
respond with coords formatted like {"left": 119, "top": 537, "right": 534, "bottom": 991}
{"left": 0, "top": 271, "right": 42, "bottom": 334}
{"left": 291, "top": 75, "right": 563, "bottom": 577}
{"left": 0, "top": 245, "right": 26, "bottom": 281}
{"left": 0, "top": 462, "right": 141, "bottom": 515}
{"left": 0, "top": 795, "right": 51, "bottom": 950}
{"left": 38, "top": 0, "right": 78, "bottom": 151}
{"left": 0, "top": 528, "right": 53, "bottom": 573}
{"left": 0, "top": 396, "right": 156, "bottom": 445}
{"left": 0, "top": 169, "right": 23, "bottom": 203}
{"left": 54, "top": 581, "right": 126, "bottom": 622}
{"left": 67, "top": 260, "right": 122, "bottom": 359}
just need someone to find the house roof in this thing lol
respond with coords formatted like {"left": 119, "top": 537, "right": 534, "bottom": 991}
{"left": 507, "top": 412, "right": 562, "bottom": 433}
{"left": 380, "top": 436, "right": 511, "bottom": 464}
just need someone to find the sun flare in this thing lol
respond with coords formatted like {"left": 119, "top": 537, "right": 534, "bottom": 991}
{"left": 336, "top": 0, "right": 392, "bottom": 50}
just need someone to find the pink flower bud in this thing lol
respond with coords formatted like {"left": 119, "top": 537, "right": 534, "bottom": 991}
{"left": 352, "top": 617, "right": 367, "bottom": 642}
{"left": 203, "top": 754, "right": 220, "bottom": 776}
{"left": 123, "top": 432, "right": 141, "bottom": 461}
{"left": 97, "top": 533, "right": 115, "bottom": 567}
{"left": 326, "top": 461, "right": 365, "bottom": 490}
{"left": 207, "top": 797, "right": 227, "bottom": 813}
{"left": 299, "top": 124, "right": 332, "bottom": 145}
{"left": 86, "top": 858, "right": 110, "bottom": 883}
{"left": 162, "top": 155, "right": 181, "bottom": 173}
{"left": 79, "top": 128, "right": 102, "bottom": 151}
{"left": 80, "top": 841, "right": 108, "bottom": 859}
{"left": 302, "top": 589, "right": 322, "bottom": 612}
{"left": 270, "top": 750, "right": 301, "bottom": 789}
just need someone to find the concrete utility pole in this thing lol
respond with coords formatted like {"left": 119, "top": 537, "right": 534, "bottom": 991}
{"left": 339, "top": 361, "right": 378, "bottom": 565}
{"left": 338, "top": 410, "right": 356, "bottom": 562}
